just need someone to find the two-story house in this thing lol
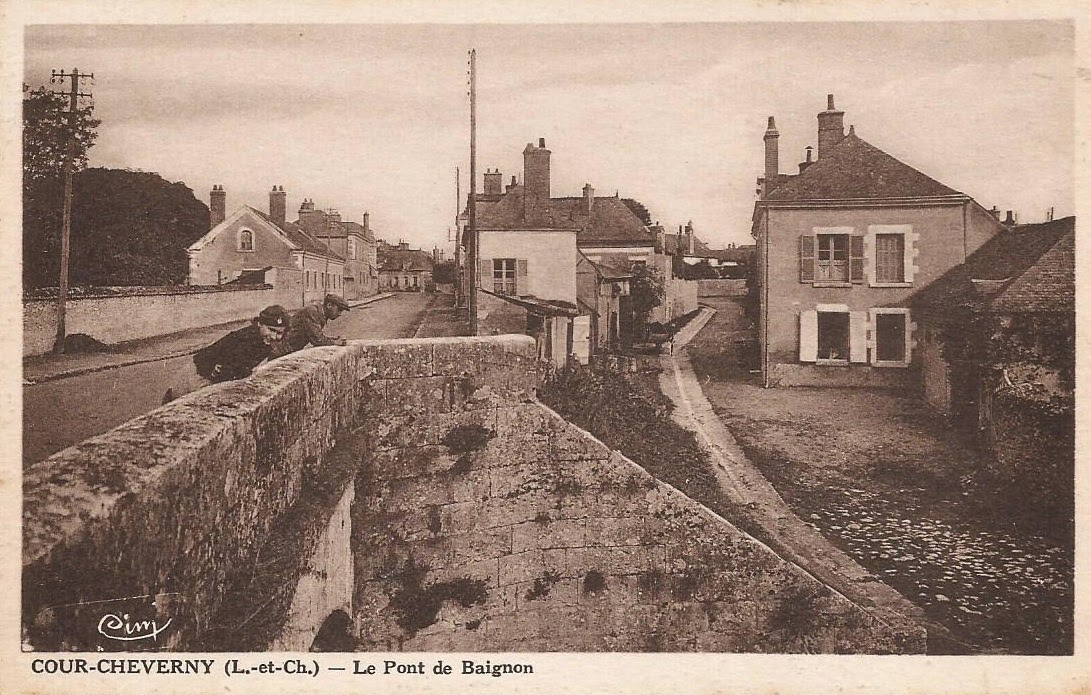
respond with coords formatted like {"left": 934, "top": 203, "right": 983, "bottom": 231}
{"left": 299, "top": 202, "right": 378, "bottom": 299}
{"left": 377, "top": 241, "right": 435, "bottom": 292}
{"left": 187, "top": 185, "right": 345, "bottom": 306}
{"left": 752, "top": 95, "right": 1005, "bottom": 387}
{"left": 465, "top": 138, "right": 678, "bottom": 361}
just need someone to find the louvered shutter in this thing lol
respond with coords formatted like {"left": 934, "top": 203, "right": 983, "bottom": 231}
{"left": 516, "top": 259, "right": 529, "bottom": 296}
{"left": 478, "top": 258, "right": 492, "bottom": 290}
{"left": 800, "top": 235, "right": 815, "bottom": 282}
{"left": 849, "top": 311, "right": 868, "bottom": 363}
{"left": 850, "top": 235, "right": 865, "bottom": 283}
{"left": 799, "top": 310, "right": 818, "bottom": 362}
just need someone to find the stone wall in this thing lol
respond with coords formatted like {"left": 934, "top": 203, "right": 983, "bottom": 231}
{"left": 23, "top": 281, "right": 305, "bottom": 356}
{"left": 23, "top": 334, "right": 922, "bottom": 653}
{"left": 698, "top": 278, "right": 747, "bottom": 297}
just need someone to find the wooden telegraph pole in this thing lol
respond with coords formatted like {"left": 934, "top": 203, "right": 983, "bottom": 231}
{"left": 50, "top": 67, "right": 94, "bottom": 354}
{"left": 467, "top": 49, "right": 478, "bottom": 334}
{"left": 453, "top": 166, "right": 462, "bottom": 309}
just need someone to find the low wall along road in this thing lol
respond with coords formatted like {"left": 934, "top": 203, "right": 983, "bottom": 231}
{"left": 23, "top": 335, "right": 925, "bottom": 652}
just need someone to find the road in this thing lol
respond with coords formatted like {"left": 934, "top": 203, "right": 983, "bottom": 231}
{"left": 24, "top": 293, "right": 434, "bottom": 466}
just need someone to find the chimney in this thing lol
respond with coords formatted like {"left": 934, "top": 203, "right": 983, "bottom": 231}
{"left": 798, "top": 146, "right": 814, "bottom": 173}
{"left": 583, "top": 183, "right": 595, "bottom": 215}
{"left": 210, "top": 185, "right": 226, "bottom": 228}
{"left": 989, "top": 206, "right": 1000, "bottom": 219}
{"left": 1004, "top": 210, "right": 1016, "bottom": 226}
{"left": 763, "top": 116, "right": 779, "bottom": 198}
{"left": 685, "top": 221, "right": 695, "bottom": 255}
{"left": 817, "top": 94, "right": 846, "bottom": 160}
{"left": 363, "top": 211, "right": 370, "bottom": 233}
{"left": 297, "top": 198, "right": 323, "bottom": 233}
{"left": 506, "top": 175, "right": 518, "bottom": 193}
{"left": 523, "top": 137, "right": 551, "bottom": 205}
{"left": 269, "top": 185, "right": 286, "bottom": 226}
{"left": 483, "top": 168, "right": 502, "bottom": 196}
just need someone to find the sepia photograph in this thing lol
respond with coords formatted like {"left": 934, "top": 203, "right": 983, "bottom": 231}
{"left": 4, "top": 2, "right": 1084, "bottom": 693}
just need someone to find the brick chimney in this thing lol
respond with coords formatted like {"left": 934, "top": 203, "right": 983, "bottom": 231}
{"left": 297, "top": 198, "right": 323, "bottom": 233}
{"left": 817, "top": 94, "right": 845, "bottom": 159}
{"left": 506, "top": 175, "right": 518, "bottom": 193}
{"left": 210, "top": 185, "right": 226, "bottom": 228}
{"left": 583, "top": 183, "right": 594, "bottom": 215}
{"left": 363, "top": 211, "right": 370, "bottom": 234}
{"left": 1004, "top": 210, "right": 1017, "bottom": 226}
{"left": 685, "top": 221, "right": 695, "bottom": 255}
{"left": 269, "top": 185, "right": 286, "bottom": 226}
{"left": 763, "top": 116, "right": 779, "bottom": 198}
{"left": 523, "top": 137, "right": 551, "bottom": 205}
{"left": 483, "top": 168, "right": 502, "bottom": 196}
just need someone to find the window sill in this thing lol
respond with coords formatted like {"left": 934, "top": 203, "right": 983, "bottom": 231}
{"left": 811, "top": 282, "right": 852, "bottom": 288}
{"left": 869, "top": 282, "right": 912, "bottom": 288}
{"left": 873, "top": 361, "right": 910, "bottom": 369}
{"left": 814, "top": 359, "right": 851, "bottom": 367}
{"left": 237, "top": 249, "right": 255, "bottom": 253}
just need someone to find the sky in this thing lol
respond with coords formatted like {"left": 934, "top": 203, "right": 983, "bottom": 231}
{"left": 23, "top": 21, "right": 1074, "bottom": 251}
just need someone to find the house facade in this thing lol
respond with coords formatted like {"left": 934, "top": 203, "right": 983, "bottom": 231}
{"left": 298, "top": 202, "right": 378, "bottom": 299}
{"left": 753, "top": 95, "right": 1005, "bottom": 387}
{"left": 576, "top": 253, "right": 631, "bottom": 352}
{"left": 464, "top": 138, "right": 684, "bottom": 359}
{"left": 377, "top": 242, "right": 435, "bottom": 292}
{"left": 187, "top": 185, "right": 345, "bottom": 306}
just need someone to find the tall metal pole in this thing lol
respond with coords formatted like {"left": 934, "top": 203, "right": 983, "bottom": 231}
{"left": 51, "top": 67, "right": 93, "bottom": 354}
{"left": 453, "top": 166, "right": 462, "bottom": 308}
{"left": 467, "top": 49, "right": 478, "bottom": 334}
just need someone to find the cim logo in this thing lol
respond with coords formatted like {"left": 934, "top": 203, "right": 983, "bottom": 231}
{"left": 97, "top": 612, "right": 172, "bottom": 643}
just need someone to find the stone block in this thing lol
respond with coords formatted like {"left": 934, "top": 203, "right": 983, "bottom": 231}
{"left": 381, "top": 469, "right": 489, "bottom": 509}
{"left": 516, "top": 576, "right": 579, "bottom": 609}
{"left": 427, "top": 556, "right": 500, "bottom": 589}
{"left": 489, "top": 462, "right": 563, "bottom": 500}
{"left": 510, "top": 517, "right": 588, "bottom": 553}
{"left": 549, "top": 422, "right": 612, "bottom": 461}
{"left": 444, "top": 527, "right": 513, "bottom": 566}
{"left": 368, "top": 445, "right": 458, "bottom": 481}
{"left": 566, "top": 545, "right": 656, "bottom": 579}
{"left": 498, "top": 548, "right": 567, "bottom": 586}
{"left": 355, "top": 340, "right": 435, "bottom": 379}
{"left": 478, "top": 492, "right": 557, "bottom": 529}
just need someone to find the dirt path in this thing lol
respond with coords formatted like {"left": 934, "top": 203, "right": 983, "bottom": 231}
{"left": 684, "top": 295, "right": 1072, "bottom": 654}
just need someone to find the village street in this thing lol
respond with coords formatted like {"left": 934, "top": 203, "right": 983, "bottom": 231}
{"left": 686, "top": 292, "right": 1072, "bottom": 654}
{"left": 23, "top": 292, "right": 435, "bottom": 466}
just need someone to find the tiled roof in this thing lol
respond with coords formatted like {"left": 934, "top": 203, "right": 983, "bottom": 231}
{"left": 766, "top": 133, "right": 961, "bottom": 201}
{"left": 710, "top": 246, "right": 755, "bottom": 263}
{"left": 250, "top": 207, "right": 344, "bottom": 261}
{"left": 341, "top": 221, "right": 375, "bottom": 241}
{"left": 377, "top": 247, "right": 434, "bottom": 272}
{"left": 476, "top": 185, "right": 654, "bottom": 247}
{"left": 911, "top": 216, "right": 1074, "bottom": 314}
{"left": 662, "top": 233, "right": 715, "bottom": 257}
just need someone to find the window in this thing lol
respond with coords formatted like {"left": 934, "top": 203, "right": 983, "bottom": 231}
{"left": 412, "top": 275, "right": 419, "bottom": 288}
{"left": 817, "top": 311, "right": 849, "bottom": 361}
{"left": 238, "top": 229, "right": 254, "bottom": 252}
{"left": 869, "top": 308, "right": 913, "bottom": 366}
{"left": 801, "top": 229, "right": 863, "bottom": 284}
{"left": 392, "top": 276, "right": 399, "bottom": 287}
{"left": 493, "top": 258, "right": 516, "bottom": 295}
{"left": 816, "top": 234, "right": 849, "bottom": 282}
{"left": 874, "top": 234, "right": 905, "bottom": 283}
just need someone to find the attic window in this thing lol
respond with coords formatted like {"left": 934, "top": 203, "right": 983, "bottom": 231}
{"left": 238, "top": 229, "right": 254, "bottom": 252}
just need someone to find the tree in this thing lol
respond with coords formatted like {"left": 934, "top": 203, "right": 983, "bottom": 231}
{"left": 432, "top": 259, "right": 456, "bottom": 285}
{"left": 24, "top": 168, "right": 210, "bottom": 289}
{"left": 629, "top": 264, "right": 665, "bottom": 327}
{"left": 23, "top": 85, "right": 100, "bottom": 186}
{"left": 621, "top": 198, "right": 652, "bottom": 226}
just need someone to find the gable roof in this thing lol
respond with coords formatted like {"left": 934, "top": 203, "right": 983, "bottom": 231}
{"left": 911, "top": 216, "right": 1074, "bottom": 314}
{"left": 475, "top": 185, "right": 654, "bottom": 247}
{"left": 766, "top": 133, "right": 961, "bottom": 201}
{"left": 662, "top": 232, "right": 715, "bottom": 258}
{"left": 377, "top": 246, "right": 434, "bottom": 273}
{"left": 188, "top": 205, "right": 343, "bottom": 262}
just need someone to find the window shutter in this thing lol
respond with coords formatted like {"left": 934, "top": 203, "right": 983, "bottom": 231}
{"left": 799, "top": 310, "right": 818, "bottom": 362}
{"left": 478, "top": 258, "right": 492, "bottom": 288}
{"left": 800, "top": 235, "right": 815, "bottom": 282}
{"left": 904, "top": 230, "right": 920, "bottom": 284}
{"left": 516, "top": 258, "right": 529, "bottom": 296}
{"left": 850, "top": 235, "right": 865, "bottom": 283}
{"left": 849, "top": 311, "right": 868, "bottom": 363}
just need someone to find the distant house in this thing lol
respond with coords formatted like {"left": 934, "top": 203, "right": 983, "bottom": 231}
{"left": 464, "top": 138, "right": 686, "bottom": 361}
{"left": 576, "top": 252, "right": 631, "bottom": 353}
{"left": 751, "top": 95, "right": 1006, "bottom": 388}
{"left": 298, "top": 201, "right": 378, "bottom": 299}
{"left": 187, "top": 185, "right": 345, "bottom": 306}
{"left": 377, "top": 242, "right": 435, "bottom": 292}
{"left": 910, "top": 216, "right": 1074, "bottom": 425}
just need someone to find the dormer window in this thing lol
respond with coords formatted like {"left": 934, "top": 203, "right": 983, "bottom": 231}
{"left": 238, "top": 229, "right": 255, "bottom": 252}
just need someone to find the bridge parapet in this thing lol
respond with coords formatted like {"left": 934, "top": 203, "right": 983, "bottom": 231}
{"left": 22, "top": 335, "right": 540, "bottom": 651}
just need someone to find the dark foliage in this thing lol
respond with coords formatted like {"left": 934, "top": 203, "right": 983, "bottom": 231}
{"left": 23, "top": 85, "right": 100, "bottom": 185}
{"left": 629, "top": 264, "right": 665, "bottom": 327}
{"left": 24, "top": 167, "right": 210, "bottom": 289}
{"left": 432, "top": 259, "right": 456, "bottom": 285}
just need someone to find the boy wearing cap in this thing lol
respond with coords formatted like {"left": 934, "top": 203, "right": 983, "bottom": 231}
{"left": 271, "top": 293, "right": 350, "bottom": 356}
{"left": 162, "top": 305, "right": 290, "bottom": 403}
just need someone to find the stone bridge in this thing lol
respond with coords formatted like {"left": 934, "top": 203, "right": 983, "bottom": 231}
{"left": 23, "top": 336, "right": 925, "bottom": 653}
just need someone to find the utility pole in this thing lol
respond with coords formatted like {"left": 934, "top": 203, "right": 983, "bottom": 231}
{"left": 50, "top": 67, "right": 94, "bottom": 354}
{"left": 454, "top": 166, "right": 462, "bottom": 309}
{"left": 467, "top": 49, "right": 478, "bottom": 334}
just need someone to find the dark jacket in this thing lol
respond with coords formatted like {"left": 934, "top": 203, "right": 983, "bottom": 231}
{"left": 192, "top": 324, "right": 273, "bottom": 382}
{"left": 274, "top": 304, "right": 338, "bottom": 355}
